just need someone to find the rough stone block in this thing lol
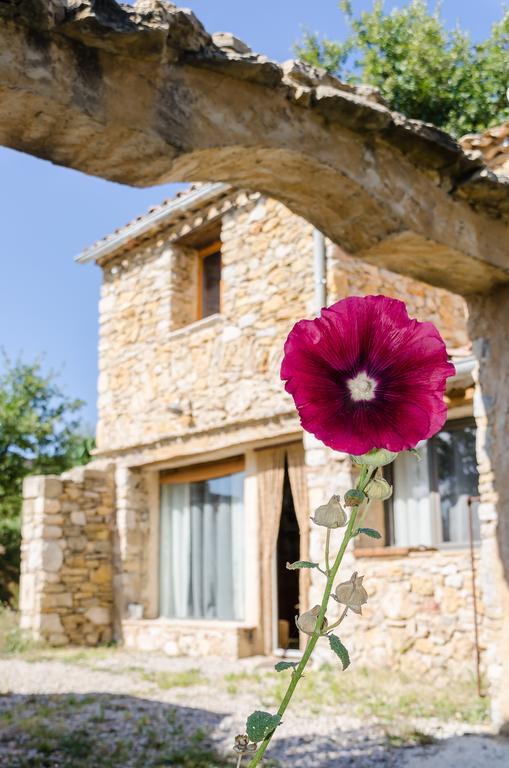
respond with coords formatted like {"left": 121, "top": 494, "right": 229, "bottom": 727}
{"left": 90, "top": 564, "right": 113, "bottom": 585}
{"left": 39, "top": 613, "right": 64, "bottom": 634}
{"left": 34, "top": 499, "right": 61, "bottom": 516}
{"left": 411, "top": 576, "right": 435, "bottom": 596}
{"left": 23, "top": 475, "right": 63, "bottom": 499}
{"left": 85, "top": 606, "right": 111, "bottom": 626}
{"left": 42, "top": 525, "right": 62, "bottom": 540}
{"left": 48, "top": 633, "right": 68, "bottom": 646}
{"left": 41, "top": 541, "right": 64, "bottom": 573}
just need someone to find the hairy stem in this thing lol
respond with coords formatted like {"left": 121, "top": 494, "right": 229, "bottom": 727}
{"left": 247, "top": 465, "right": 373, "bottom": 767}
{"left": 325, "top": 528, "right": 331, "bottom": 574}
{"left": 356, "top": 498, "right": 373, "bottom": 530}
{"left": 325, "top": 606, "right": 348, "bottom": 633}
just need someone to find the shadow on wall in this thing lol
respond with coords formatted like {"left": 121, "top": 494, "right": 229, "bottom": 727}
{"left": 0, "top": 691, "right": 508, "bottom": 767}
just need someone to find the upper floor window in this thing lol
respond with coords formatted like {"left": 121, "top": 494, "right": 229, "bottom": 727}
{"left": 197, "top": 242, "right": 222, "bottom": 319}
{"left": 357, "top": 418, "right": 479, "bottom": 550}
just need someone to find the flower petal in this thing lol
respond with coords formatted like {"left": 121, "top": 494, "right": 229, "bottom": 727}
{"left": 281, "top": 295, "right": 455, "bottom": 454}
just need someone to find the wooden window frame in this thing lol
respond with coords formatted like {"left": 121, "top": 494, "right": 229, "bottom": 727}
{"left": 196, "top": 240, "right": 222, "bottom": 320}
{"left": 160, "top": 456, "right": 245, "bottom": 486}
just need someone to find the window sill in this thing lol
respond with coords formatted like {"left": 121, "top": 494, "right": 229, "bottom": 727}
{"left": 354, "top": 546, "right": 412, "bottom": 559}
{"left": 355, "top": 543, "right": 480, "bottom": 558}
{"left": 168, "top": 313, "right": 223, "bottom": 340}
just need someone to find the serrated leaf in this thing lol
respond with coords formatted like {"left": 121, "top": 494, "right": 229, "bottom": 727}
{"left": 246, "top": 711, "right": 282, "bottom": 742}
{"left": 274, "top": 661, "right": 297, "bottom": 673}
{"left": 329, "top": 633, "right": 351, "bottom": 670}
{"left": 357, "top": 527, "right": 382, "bottom": 539}
{"left": 286, "top": 560, "right": 319, "bottom": 570}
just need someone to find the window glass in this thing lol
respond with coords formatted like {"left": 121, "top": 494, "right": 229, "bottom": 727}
{"left": 159, "top": 471, "right": 244, "bottom": 620}
{"left": 201, "top": 250, "right": 221, "bottom": 318}
{"left": 431, "top": 423, "right": 479, "bottom": 543}
{"left": 392, "top": 441, "right": 434, "bottom": 547}
{"left": 390, "top": 420, "right": 479, "bottom": 547}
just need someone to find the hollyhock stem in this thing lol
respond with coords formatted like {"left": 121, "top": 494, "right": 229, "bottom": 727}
{"left": 247, "top": 465, "right": 374, "bottom": 767}
{"left": 325, "top": 606, "right": 348, "bottom": 633}
{"left": 356, "top": 498, "right": 373, "bottom": 529}
{"left": 325, "top": 528, "right": 331, "bottom": 573}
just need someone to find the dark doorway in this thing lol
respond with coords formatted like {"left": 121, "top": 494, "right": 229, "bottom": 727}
{"left": 275, "top": 460, "right": 300, "bottom": 650}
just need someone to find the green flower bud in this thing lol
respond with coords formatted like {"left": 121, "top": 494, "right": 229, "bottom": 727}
{"left": 351, "top": 449, "right": 398, "bottom": 467}
{"left": 296, "top": 605, "right": 328, "bottom": 635}
{"left": 312, "top": 495, "right": 347, "bottom": 528}
{"left": 365, "top": 476, "right": 393, "bottom": 501}
{"left": 334, "top": 572, "right": 368, "bottom": 615}
{"left": 343, "top": 489, "right": 366, "bottom": 507}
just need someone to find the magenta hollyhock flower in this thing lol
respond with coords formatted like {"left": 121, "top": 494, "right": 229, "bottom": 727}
{"left": 281, "top": 295, "right": 455, "bottom": 455}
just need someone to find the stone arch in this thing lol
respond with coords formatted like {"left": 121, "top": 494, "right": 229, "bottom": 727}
{"left": 1, "top": 0, "right": 509, "bottom": 293}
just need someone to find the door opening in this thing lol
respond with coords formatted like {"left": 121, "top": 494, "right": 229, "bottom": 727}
{"left": 275, "top": 459, "right": 300, "bottom": 651}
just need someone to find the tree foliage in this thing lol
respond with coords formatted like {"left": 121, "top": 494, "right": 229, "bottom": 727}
{"left": 295, "top": 0, "right": 509, "bottom": 136}
{"left": 0, "top": 356, "right": 93, "bottom": 603}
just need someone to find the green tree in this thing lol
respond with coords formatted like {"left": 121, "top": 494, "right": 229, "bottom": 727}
{"left": 0, "top": 356, "right": 93, "bottom": 604}
{"left": 295, "top": 0, "right": 509, "bottom": 136}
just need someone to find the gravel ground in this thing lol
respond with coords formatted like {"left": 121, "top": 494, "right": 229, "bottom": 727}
{"left": 0, "top": 651, "right": 507, "bottom": 767}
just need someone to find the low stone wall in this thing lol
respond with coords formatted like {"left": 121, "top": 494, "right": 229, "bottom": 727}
{"left": 122, "top": 618, "right": 259, "bottom": 659}
{"left": 338, "top": 548, "right": 487, "bottom": 680}
{"left": 19, "top": 464, "right": 115, "bottom": 646}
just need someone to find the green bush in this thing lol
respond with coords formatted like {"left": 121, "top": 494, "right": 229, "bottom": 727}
{"left": 0, "top": 604, "right": 39, "bottom": 655}
{"left": 295, "top": 0, "right": 509, "bottom": 136}
{"left": 0, "top": 355, "right": 93, "bottom": 605}
{"left": 0, "top": 517, "right": 21, "bottom": 605}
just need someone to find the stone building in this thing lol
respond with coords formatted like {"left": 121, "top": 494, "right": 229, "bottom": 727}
{"left": 20, "top": 181, "right": 493, "bottom": 695}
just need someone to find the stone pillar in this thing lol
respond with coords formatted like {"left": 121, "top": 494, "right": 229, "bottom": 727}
{"left": 112, "top": 466, "right": 150, "bottom": 634}
{"left": 19, "top": 463, "right": 115, "bottom": 646}
{"left": 467, "top": 285, "right": 509, "bottom": 733}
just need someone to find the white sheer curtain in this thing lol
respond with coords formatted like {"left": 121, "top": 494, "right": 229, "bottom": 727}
{"left": 393, "top": 442, "right": 435, "bottom": 547}
{"left": 160, "top": 483, "right": 191, "bottom": 617}
{"left": 159, "top": 472, "right": 244, "bottom": 620}
{"left": 448, "top": 494, "right": 474, "bottom": 543}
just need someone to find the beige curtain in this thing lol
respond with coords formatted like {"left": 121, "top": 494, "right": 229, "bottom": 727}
{"left": 286, "top": 443, "right": 311, "bottom": 649}
{"left": 257, "top": 442, "right": 311, "bottom": 654}
{"left": 257, "top": 446, "right": 286, "bottom": 654}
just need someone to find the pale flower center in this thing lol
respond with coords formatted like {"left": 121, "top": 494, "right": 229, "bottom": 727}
{"left": 347, "top": 371, "right": 377, "bottom": 402}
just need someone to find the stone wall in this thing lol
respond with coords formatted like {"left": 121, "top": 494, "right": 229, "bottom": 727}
{"left": 327, "top": 244, "right": 469, "bottom": 352}
{"left": 467, "top": 286, "right": 509, "bottom": 731}
{"left": 20, "top": 464, "right": 115, "bottom": 646}
{"left": 122, "top": 619, "right": 257, "bottom": 659}
{"left": 96, "top": 195, "right": 317, "bottom": 453}
{"left": 112, "top": 466, "right": 151, "bottom": 633}
{"left": 341, "top": 548, "right": 487, "bottom": 679}
{"left": 95, "top": 191, "right": 469, "bottom": 458}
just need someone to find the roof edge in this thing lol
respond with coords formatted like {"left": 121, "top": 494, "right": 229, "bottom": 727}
{"left": 75, "top": 182, "right": 232, "bottom": 265}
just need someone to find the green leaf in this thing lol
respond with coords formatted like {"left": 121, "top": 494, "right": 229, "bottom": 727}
{"left": 274, "top": 661, "right": 297, "bottom": 673}
{"left": 408, "top": 448, "right": 422, "bottom": 461}
{"left": 329, "top": 634, "right": 350, "bottom": 670}
{"left": 286, "top": 560, "right": 319, "bottom": 570}
{"left": 246, "top": 711, "right": 282, "bottom": 742}
{"left": 357, "top": 527, "right": 382, "bottom": 539}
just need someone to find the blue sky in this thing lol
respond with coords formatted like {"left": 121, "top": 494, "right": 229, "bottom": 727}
{"left": 0, "top": 0, "right": 504, "bottom": 428}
